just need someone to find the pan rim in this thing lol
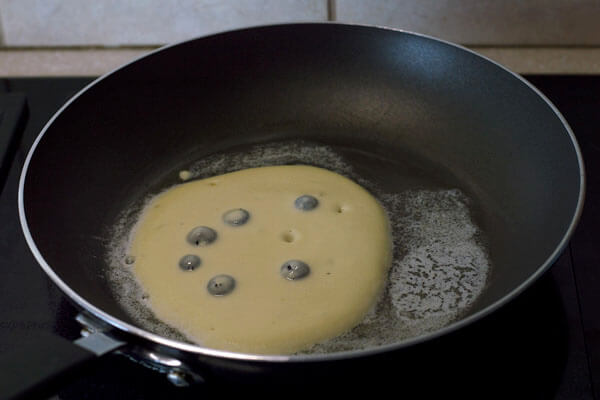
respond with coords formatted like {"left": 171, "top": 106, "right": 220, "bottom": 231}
{"left": 18, "top": 22, "right": 586, "bottom": 363}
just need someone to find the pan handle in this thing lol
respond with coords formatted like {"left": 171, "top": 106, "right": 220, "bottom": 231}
{"left": 0, "top": 331, "right": 125, "bottom": 400}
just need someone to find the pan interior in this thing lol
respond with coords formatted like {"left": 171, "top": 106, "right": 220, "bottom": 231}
{"left": 21, "top": 24, "right": 582, "bottom": 356}
{"left": 104, "top": 139, "right": 493, "bottom": 353}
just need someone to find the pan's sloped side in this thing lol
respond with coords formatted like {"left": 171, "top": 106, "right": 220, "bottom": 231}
{"left": 19, "top": 24, "right": 583, "bottom": 363}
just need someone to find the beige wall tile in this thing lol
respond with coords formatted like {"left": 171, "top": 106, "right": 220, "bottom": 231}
{"left": 0, "top": 48, "right": 153, "bottom": 76}
{"left": 0, "top": 0, "right": 327, "bottom": 46}
{"left": 475, "top": 47, "right": 600, "bottom": 74}
{"left": 335, "top": 0, "right": 600, "bottom": 45}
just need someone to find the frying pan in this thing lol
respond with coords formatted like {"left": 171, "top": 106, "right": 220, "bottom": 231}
{"left": 6, "top": 23, "right": 584, "bottom": 396}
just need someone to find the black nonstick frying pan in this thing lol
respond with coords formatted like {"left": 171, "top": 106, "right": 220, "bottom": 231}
{"left": 5, "top": 23, "right": 584, "bottom": 397}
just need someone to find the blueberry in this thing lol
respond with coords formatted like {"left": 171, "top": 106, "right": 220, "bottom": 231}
{"left": 222, "top": 208, "right": 250, "bottom": 226}
{"left": 280, "top": 260, "right": 310, "bottom": 280}
{"left": 186, "top": 226, "right": 217, "bottom": 246}
{"left": 207, "top": 275, "right": 236, "bottom": 296}
{"left": 294, "top": 195, "right": 319, "bottom": 211}
{"left": 179, "top": 254, "right": 201, "bottom": 271}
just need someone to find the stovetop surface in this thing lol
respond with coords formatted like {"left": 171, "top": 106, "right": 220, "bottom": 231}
{"left": 0, "top": 76, "right": 598, "bottom": 398}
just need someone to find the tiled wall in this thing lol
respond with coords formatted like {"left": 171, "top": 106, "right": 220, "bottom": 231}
{"left": 0, "top": 0, "right": 599, "bottom": 47}
{"left": 336, "top": 0, "right": 600, "bottom": 46}
{"left": 0, "top": 0, "right": 328, "bottom": 46}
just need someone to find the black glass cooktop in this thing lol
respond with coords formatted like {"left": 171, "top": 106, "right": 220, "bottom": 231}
{"left": 0, "top": 76, "right": 598, "bottom": 399}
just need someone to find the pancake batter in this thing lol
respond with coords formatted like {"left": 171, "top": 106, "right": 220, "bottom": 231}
{"left": 128, "top": 165, "right": 391, "bottom": 354}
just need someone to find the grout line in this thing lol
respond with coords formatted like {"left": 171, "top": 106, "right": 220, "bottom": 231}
{"left": 0, "top": 45, "right": 161, "bottom": 51}
{"left": 2, "top": 44, "right": 600, "bottom": 52}
{"left": 0, "top": 8, "right": 4, "bottom": 46}
{"left": 462, "top": 44, "right": 600, "bottom": 50}
{"left": 6, "top": 45, "right": 598, "bottom": 51}
{"left": 568, "top": 242, "right": 597, "bottom": 399}
{"left": 327, "top": 0, "right": 336, "bottom": 21}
